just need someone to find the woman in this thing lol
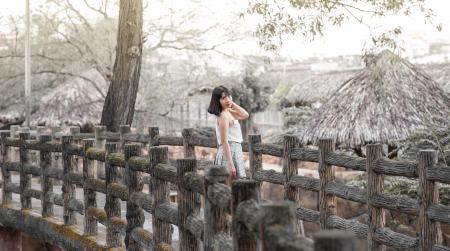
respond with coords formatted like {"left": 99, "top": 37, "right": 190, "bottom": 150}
{"left": 207, "top": 86, "right": 249, "bottom": 178}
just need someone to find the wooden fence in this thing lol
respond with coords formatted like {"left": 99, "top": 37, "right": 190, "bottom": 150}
{"left": 0, "top": 124, "right": 449, "bottom": 251}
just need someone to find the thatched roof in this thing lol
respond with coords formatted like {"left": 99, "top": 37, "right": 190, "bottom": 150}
{"left": 29, "top": 70, "right": 107, "bottom": 126}
{"left": 301, "top": 50, "right": 450, "bottom": 147}
{"left": 423, "top": 63, "right": 450, "bottom": 93}
{"left": 285, "top": 69, "right": 358, "bottom": 106}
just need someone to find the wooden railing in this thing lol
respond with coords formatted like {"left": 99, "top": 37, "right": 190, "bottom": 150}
{"left": 0, "top": 125, "right": 352, "bottom": 251}
{"left": 0, "top": 124, "right": 449, "bottom": 251}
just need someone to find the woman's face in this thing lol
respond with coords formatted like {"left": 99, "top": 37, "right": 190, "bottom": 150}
{"left": 219, "top": 92, "right": 232, "bottom": 110}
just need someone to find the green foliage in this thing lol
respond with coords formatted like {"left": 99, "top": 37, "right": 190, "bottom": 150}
{"left": 270, "top": 81, "right": 298, "bottom": 109}
{"left": 231, "top": 74, "right": 271, "bottom": 114}
{"left": 245, "top": 0, "right": 440, "bottom": 52}
{"left": 396, "top": 122, "right": 450, "bottom": 165}
{"left": 281, "top": 106, "right": 314, "bottom": 129}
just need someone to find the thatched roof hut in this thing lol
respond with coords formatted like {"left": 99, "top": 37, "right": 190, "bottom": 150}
{"left": 301, "top": 50, "right": 450, "bottom": 147}
{"left": 29, "top": 70, "right": 107, "bottom": 127}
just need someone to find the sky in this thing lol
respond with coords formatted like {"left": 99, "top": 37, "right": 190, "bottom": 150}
{"left": 1, "top": 0, "right": 450, "bottom": 60}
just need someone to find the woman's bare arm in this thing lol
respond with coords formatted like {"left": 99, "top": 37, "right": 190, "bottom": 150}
{"left": 229, "top": 102, "right": 249, "bottom": 120}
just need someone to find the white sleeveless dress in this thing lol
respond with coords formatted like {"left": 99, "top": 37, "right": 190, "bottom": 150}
{"left": 214, "top": 118, "right": 246, "bottom": 178}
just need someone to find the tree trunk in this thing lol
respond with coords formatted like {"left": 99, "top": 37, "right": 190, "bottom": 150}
{"left": 240, "top": 114, "right": 252, "bottom": 141}
{"left": 100, "top": 0, "right": 143, "bottom": 132}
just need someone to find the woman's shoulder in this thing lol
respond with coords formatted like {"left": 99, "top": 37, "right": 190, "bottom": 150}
{"left": 218, "top": 110, "right": 232, "bottom": 122}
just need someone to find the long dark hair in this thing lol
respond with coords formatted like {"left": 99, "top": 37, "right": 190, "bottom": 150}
{"left": 207, "top": 85, "right": 230, "bottom": 116}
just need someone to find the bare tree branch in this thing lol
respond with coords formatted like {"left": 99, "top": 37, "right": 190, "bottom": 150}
{"left": 1, "top": 70, "right": 106, "bottom": 98}
{"left": 83, "top": 0, "right": 109, "bottom": 19}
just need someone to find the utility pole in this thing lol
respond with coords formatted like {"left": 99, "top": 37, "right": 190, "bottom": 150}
{"left": 25, "top": 0, "right": 31, "bottom": 127}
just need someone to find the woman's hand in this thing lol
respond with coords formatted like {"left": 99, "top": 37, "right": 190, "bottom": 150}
{"left": 226, "top": 99, "right": 234, "bottom": 109}
{"left": 227, "top": 162, "right": 236, "bottom": 178}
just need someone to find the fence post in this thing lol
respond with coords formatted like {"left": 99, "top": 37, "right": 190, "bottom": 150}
{"left": 19, "top": 132, "right": 32, "bottom": 210}
{"left": 83, "top": 139, "right": 97, "bottom": 235}
{"left": 1, "top": 131, "right": 11, "bottom": 204}
{"left": 418, "top": 150, "right": 442, "bottom": 250}
{"left": 62, "top": 135, "right": 76, "bottom": 225}
{"left": 124, "top": 143, "right": 144, "bottom": 250}
{"left": 51, "top": 127, "right": 62, "bottom": 185}
{"left": 177, "top": 158, "right": 200, "bottom": 251}
{"left": 40, "top": 134, "right": 53, "bottom": 217}
{"left": 283, "top": 135, "right": 301, "bottom": 233}
{"left": 146, "top": 127, "right": 159, "bottom": 197}
{"left": 182, "top": 128, "right": 195, "bottom": 158}
{"left": 36, "top": 126, "right": 46, "bottom": 134}
{"left": 70, "top": 126, "right": 81, "bottom": 172}
{"left": 204, "top": 166, "right": 230, "bottom": 251}
{"left": 95, "top": 125, "right": 106, "bottom": 179}
{"left": 232, "top": 179, "right": 260, "bottom": 251}
{"left": 104, "top": 142, "right": 122, "bottom": 247}
{"left": 318, "top": 138, "right": 336, "bottom": 230}
{"left": 150, "top": 146, "right": 173, "bottom": 246}
{"left": 119, "top": 125, "right": 131, "bottom": 150}
{"left": 119, "top": 125, "right": 131, "bottom": 183}
{"left": 148, "top": 127, "right": 159, "bottom": 147}
{"left": 10, "top": 125, "right": 19, "bottom": 162}
{"left": 260, "top": 201, "right": 309, "bottom": 251}
{"left": 366, "top": 144, "right": 385, "bottom": 251}
{"left": 248, "top": 134, "right": 262, "bottom": 181}
{"left": 314, "top": 230, "right": 356, "bottom": 251}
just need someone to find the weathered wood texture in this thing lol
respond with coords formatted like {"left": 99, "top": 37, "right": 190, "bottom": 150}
{"left": 105, "top": 142, "right": 123, "bottom": 248}
{"left": 125, "top": 144, "right": 145, "bottom": 251}
{"left": 182, "top": 129, "right": 195, "bottom": 158}
{"left": 148, "top": 127, "right": 159, "bottom": 147}
{"left": 252, "top": 142, "right": 284, "bottom": 157}
{"left": 318, "top": 139, "right": 336, "bottom": 230}
{"left": 2, "top": 127, "right": 450, "bottom": 251}
{"left": 367, "top": 144, "right": 385, "bottom": 251}
{"left": 62, "top": 135, "right": 77, "bottom": 225}
{"left": 418, "top": 150, "right": 442, "bottom": 250}
{"left": 1, "top": 131, "right": 12, "bottom": 204}
{"left": 95, "top": 126, "right": 106, "bottom": 179}
{"left": 119, "top": 124, "right": 131, "bottom": 183}
{"left": 19, "top": 132, "right": 32, "bottom": 209}
{"left": 248, "top": 135, "right": 262, "bottom": 181}
{"left": 232, "top": 179, "right": 260, "bottom": 251}
{"left": 204, "top": 166, "right": 231, "bottom": 251}
{"left": 39, "top": 134, "right": 53, "bottom": 217}
{"left": 83, "top": 139, "right": 97, "bottom": 236}
{"left": 177, "top": 158, "right": 200, "bottom": 251}
{"left": 261, "top": 202, "right": 312, "bottom": 251}
{"left": 150, "top": 147, "right": 173, "bottom": 246}
{"left": 284, "top": 135, "right": 301, "bottom": 234}
{"left": 314, "top": 230, "right": 356, "bottom": 251}
{"left": 0, "top": 206, "right": 108, "bottom": 250}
